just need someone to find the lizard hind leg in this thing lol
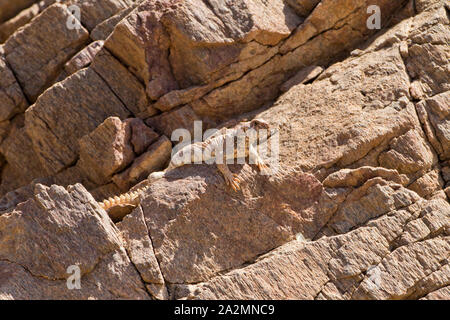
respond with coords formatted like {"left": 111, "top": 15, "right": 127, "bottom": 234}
{"left": 216, "top": 163, "right": 241, "bottom": 191}
{"left": 249, "top": 144, "right": 270, "bottom": 174}
{"left": 148, "top": 170, "right": 166, "bottom": 182}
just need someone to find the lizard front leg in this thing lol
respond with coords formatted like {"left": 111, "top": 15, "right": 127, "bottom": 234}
{"left": 249, "top": 144, "right": 270, "bottom": 173}
{"left": 216, "top": 163, "right": 241, "bottom": 191}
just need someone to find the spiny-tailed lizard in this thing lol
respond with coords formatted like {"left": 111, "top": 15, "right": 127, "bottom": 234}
{"left": 99, "top": 119, "right": 273, "bottom": 211}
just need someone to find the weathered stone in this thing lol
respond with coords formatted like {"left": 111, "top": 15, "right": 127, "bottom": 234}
{"left": 173, "top": 186, "right": 450, "bottom": 299}
{"left": 0, "top": 0, "right": 449, "bottom": 301}
{"left": 0, "top": 183, "right": 150, "bottom": 299}
{"left": 406, "top": 7, "right": 450, "bottom": 97}
{"left": 91, "top": 49, "right": 155, "bottom": 117}
{"left": 70, "top": 0, "right": 136, "bottom": 31}
{"left": 353, "top": 237, "right": 450, "bottom": 299}
{"left": 421, "top": 286, "right": 450, "bottom": 300}
{"left": 0, "top": 0, "right": 56, "bottom": 43}
{"left": 323, "top": 166, "right": 409, "bottom": 188}
{"left": 57, "top": 40, "right": 104, "bottom": 81}
{"left": 0, "top": 0, "right": 38, "bottom": 23}
{"left": 286, "top": 0, "right": 321, "bottom": 18}
{"left": 24, "top": 67, "right": 130, "bottom": 175}
{"left": 257, "top": 46, "right": 414, "bottom": 173}
{"left": 112, "top": 135, "right": 172, "bottom": 191}
{"left": 378, "top": 129, "right": 436, "bottom": 175}
{"left": 90, "top": 4, "right": 138, "bottom": 41}
{"left": 124, "top": 118, "right": 159, "bottom": 155}
{"left": 0, "top": 121, "right": 45, "bottom": 192}
{"left": 324, "top": 179, "right": 421, "bottom": 236}
{"left": 0, "top": 56, "right": 28, "bottom": 121}
{"left": 415, "top": 91, "right": 450, "bottom": 160}
{"left": 3, "top": 4, "right": 89, "bottom": 101}
{"left": 103, "top": 5, "right": 149, "bottom": 84}
{"left": 408, "top": 168, "right": 444, "bottom": 198}
{"left": 0, "top": 120, "right": 10, "bottom": 145}
{"left": 78, "top": 117, "right": 135, "bottom": 185}
{"left": 145, "top": 105, "right": 201, "bottom": 138}
{"left": 140, "top": 166, "right": 323, "bottom": 283}
{"left": 117, "top": 206, "right": 168, "bottom": 300}
{"left": 280, "top": 65, "right": 324, "bottom": 92}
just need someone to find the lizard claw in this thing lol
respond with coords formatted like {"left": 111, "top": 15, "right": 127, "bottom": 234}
{"left": 232, "top": 174, "right": 241, "bottom": 191}
{"left": 225, "top": 173, "right": 241, "bottom": 191}
{"left": 257, "top": 162, "right": 271, "bottom": 174}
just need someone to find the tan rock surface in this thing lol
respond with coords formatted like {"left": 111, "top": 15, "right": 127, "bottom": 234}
{"left": 117, "top": 205, "right": 168, "bottom": 299}
{"left": 0, "top": 0, "right": 57, "bottom": 43}
{"left": 112, "top": 135, "right": 172, "bottom": 191}
{"left": 3, "top": 3, "right": 89, "bottom": 101}
{"left": 78, "top": 117, "right": 135, "bottom": 185}
{"left": 0, "top": 57, "right": 28, "bottom": 121}
{"left": 0, "top": 0, "right": 448, "bottom": 300}
{"left": 0, "top": 184, "right": 150, "bottom": 299}
{"left": 173, "top": 183, "right": 449, "bottom": 300}
{"left": 24, "top": 67, "right": 131, "bottom": 175}
{"left": 0, "top": 0, "right": 38, "bottom": 23}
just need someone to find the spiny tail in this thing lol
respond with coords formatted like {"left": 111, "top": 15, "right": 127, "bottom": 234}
{"left": 99, "top": 185, "right": 149, "bottom": 210}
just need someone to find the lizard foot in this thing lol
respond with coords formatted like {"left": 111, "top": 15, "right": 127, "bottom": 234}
{"left": 216, "top": 164, "right": 241, "bottom": 191}
{"left": 224, "top": 173, "right": 241, "bottom": 191}
{"left": 256, "top": 162, "right": 271, "bottom": 175}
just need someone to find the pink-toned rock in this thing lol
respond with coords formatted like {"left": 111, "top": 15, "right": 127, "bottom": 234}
{"left": 406, "top": 6, "right": 449, "bottom": 97}
{"left": 408, "top": 168, "right": 444, "bottom": 198}
{"left": 112, "top": 135, "right": 172, "bottom": 191}
{"left": 124, "top": 118, "right": 159, "bottom": 155}
{"left": 140, "top": 166, "right": 324, "bottom": 283}
{"left": 3, "top": 4, "right": 89, "bottom": 101}
{"left": 145, "top": 105, "right": 201, "bottom": 138}
{"left": 323, "top": 166, "right": 409, "bottom": 188}
{"left": 416, "top": 91, "right": 450, "bottom": 160}
{"left": 78, "top": 117, "right": 135, "bottom": 185}
{"left": 0, "top": 183, "right": 150, "bottom": 299}
{"left": 0, "top": 56, "right": 28, "bottom": 121}
{"left": 280, "top": 65, "right": 324, "bottom": 92}
{"left": 24, "top": 67, "right": 131, "bottom": 175}
{"left": 173, "top": 184, "right": 450, "bottom": 300}
{"left": 0, "top": 0, "right": 448, "bottom": 301}
{"left": 57, "top": 40, "right": 104, "bottom": 81}
{"left": 0, "top": 0, "right": 38, "bottom": 23}
{"left": 117, "top": 206, "right": 168, "bottom": 300}
{"left": 378, "top": 129, "right": 436, "bottom": 175}
{"left": 91, "top": 49, "right": 156, "bottom": 117}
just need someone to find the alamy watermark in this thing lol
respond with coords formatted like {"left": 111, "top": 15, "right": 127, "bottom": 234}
{"left": 66, "top": 5, "right": 82, "bottom": 30}
{"left": 66, "top": 4, "right": 382, "bottom": 32}
{"left": 367, "top": 5, "right": 381, "bottom": 30}
{"left": 66, "top": 265, "right": 81, "bottom": 290}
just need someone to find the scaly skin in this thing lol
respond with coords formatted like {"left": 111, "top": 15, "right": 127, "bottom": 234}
{"left": 99, "top": 185, "right": 149, "bottom": 210}
{"left": 98, "top": 119, "right": 272, "bottom": 211}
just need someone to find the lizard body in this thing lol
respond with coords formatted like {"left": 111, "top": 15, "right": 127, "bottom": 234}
{"left": 99, "top": 119, "right": 272, "bottom": 211}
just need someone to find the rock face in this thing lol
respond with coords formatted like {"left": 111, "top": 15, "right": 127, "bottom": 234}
{"left": 0, "top": 184, "right": 150, "bottom": 299}
{"left": 0, "top": 0, "right": 449, "bottom": 300}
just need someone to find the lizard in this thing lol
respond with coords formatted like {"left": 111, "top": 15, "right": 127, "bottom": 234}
{"left": 99, "top": 118, "right": 273, "bottom": 211}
